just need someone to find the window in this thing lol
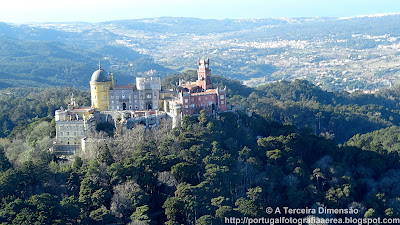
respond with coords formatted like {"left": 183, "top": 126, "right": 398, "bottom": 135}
{"left": 117, "top": 106, "right": 119, "bottom": 110}
{"left": 147, "top": 94, "right": 151, "bottom": 99}
{"left": 111, "top": 106, "right": 114, "bottom": 110}
{"left": 212, "top": 96, "right": 214, "bottom": 99}
{"left": 94, "top": 86, "right": 96, "bottom": 89}
{"left": 60, "top": 132, "right": 63, "bottom": 136}
{"left": 122, "top": 95, "right": 125, "bottom": 99}
{"left": 191, "top": 98, "right": 194, "bottom": 102}
{"left": 185, "top": 105, "right": 188, "bottom": 108}
{"left": 221, "top": 101, "right": 224, "bottom": 104}
{"left": 116, "top": 96, "right": 119, "bottom": 99}
{"left": 134, "top": 95, "right": 137, "bottom": 98}
{"left": 74, "top": 132, "right": 77, "bottom": 136}
{"left": 198, "top": 97, "right": 201, "bottom": 101}
{"left": 205, "top": 97, "right": 208, "bottom": 100}
{"left": 67, "top": 132, "right": 70, "bottom": 136}
{"left": 103, "top": 86, "right": 106, "bottom": 90}
{"left": 135, "top": 100, "right": 137, "bottom": 103}
{"left": 112, "top": 100, "right": 114, "bottom": 104}
{"left": 104, "top": 101, "right": 107, "bottom": 104}
{"left": 162, "top": 94, "right": 165, "bottom": 98}
{"left": 59, "top": 126, "right": 63, "bottom": 131}
{"left": 80, "top": 132, "right": 83, "bottom": 135}
{"left": 220, "top": 95, "right": 224, "bottom": 99}
{"left": 111, "top": 96, "right": 114, "bottom": 99}
{"left": 129, "top": 106, "right": 132, "bottom": 109}
{"left": 129, "top": 95, "right": 131, "bottom": 99}
{"left": 185, "top": 99, "right": 188, "bottom": 103}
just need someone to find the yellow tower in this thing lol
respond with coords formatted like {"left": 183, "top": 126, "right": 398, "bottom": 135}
{"left": 90, "top": 65, "right": 113, "bottom": 111}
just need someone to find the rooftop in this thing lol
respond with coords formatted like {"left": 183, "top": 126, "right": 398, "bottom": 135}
{"left": 190, "top": 89, "right": 217, "bottom": 96}
{"left": 114, "top": 85, "right": 135, "bottom": 89}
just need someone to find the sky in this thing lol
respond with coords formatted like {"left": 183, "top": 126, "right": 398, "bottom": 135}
{"left": 1, "top": 0, "right": 400, "bottom": 23}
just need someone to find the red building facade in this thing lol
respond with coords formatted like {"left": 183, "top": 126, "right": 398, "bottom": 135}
{"left": 178, "top": 59, "right": 227, "bottom": 115}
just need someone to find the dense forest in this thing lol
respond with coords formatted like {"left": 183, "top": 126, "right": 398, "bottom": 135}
{"left": 1, "top": 109, "right": 400, "bottom": 224}
{"left": 1, "top": 73, "right": 400, "bottom": 223}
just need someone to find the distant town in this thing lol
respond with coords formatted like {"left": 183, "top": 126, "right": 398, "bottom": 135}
{"left": 26, "top": 15, "right": 400, "bottom": 93}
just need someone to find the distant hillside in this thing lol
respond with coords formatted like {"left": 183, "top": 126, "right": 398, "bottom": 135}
{"left": 0, "top": 36, "right": 96, "bottom": 87}
{"left": 229, "top": 79, "right": 400, "bottom": 143}
{"left": 2, "top": 15, "right": 400, "bottom": 89}
{"left": 104, "top": 15, "right": 400, "bottom": 38}
{"left": 0, "top": 23, "right": 176, "bottom": 88}
{"left": 346, "top": 126, "right": 400, "bottom": 153}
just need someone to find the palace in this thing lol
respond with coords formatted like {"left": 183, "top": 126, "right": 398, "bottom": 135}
{"left": 54, "top": 58, "right": 227, "bottom": 155}
{"left": 169, "top": 58, "right": 227, "bottom": 116}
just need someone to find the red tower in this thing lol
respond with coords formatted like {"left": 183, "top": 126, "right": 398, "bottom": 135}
{"left": 197, "top": 58, "right": 213, "bottom": 90}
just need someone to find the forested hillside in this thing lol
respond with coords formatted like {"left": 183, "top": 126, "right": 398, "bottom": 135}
{"left": 0, "top": 33, "right": 175, "bottom": 88}
{"left": 1, "top": 73, "right": 400, "bottom": 223}
{"left": 0, "top": 88, "right": 90, "bottom": 138}
{"left": 346, "top": 126, "right": 400, "bottom": 153}
{"left": 0, "top": 110, "right": 399, "bottom": 224}
{"left": 230, "top": 79, "right": 400, "bottom": 143}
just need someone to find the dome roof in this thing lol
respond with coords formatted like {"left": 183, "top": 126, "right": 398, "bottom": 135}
{"left": 91, "top": 67, "right": 111, "bottom": 83}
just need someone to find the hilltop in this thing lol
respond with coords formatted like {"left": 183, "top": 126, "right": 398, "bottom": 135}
{"left": 1, "top": 15, "right": 400, "bottom": 90}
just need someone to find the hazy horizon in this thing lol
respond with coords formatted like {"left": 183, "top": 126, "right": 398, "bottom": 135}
{"left": 1, "top": 0, "right": 400, "bottom": 24}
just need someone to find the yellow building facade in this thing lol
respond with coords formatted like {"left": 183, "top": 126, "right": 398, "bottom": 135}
{"left": 90, "top": 65, "right": 114, "bottom": 111}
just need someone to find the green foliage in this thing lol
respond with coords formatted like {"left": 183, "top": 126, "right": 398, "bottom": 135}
{"left": 230, "top": 79, "right": 400, "bottom": 143}
{"left": 163, "top": 197, "right": 185, "bottom": 224}
{"left": 0, "top": 84, "right": 399, "bottom": 224}
{"left": 98, "top": 144, "right": 114, "bottom": 166}
{"left": 0, "top": 87, "right": 90, "bottom": 138}
{"left": 346, "top": 126, "right": 400, "bottom": 153}
{"left": 130, "top": 205, "right": 152, "bottom": 224}
{"left": 171, "top": 162, "right": 195, "bottom": 183}
{"left": 89, "top": 206, "right": 113, "bottom": 223}
{"left": 0, "top": 147, "right": 11, "bottom": 172}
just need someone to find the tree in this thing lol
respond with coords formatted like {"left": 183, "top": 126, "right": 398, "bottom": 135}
{"left": 171, "top": 162, "right": 195, "bottom": 183}
{"left": 60, "top": 196, "right": 81, "bottom": 223}
{"left": 78, "top": 177, "right": 96, "bottom": 209}
{"left": 266, "top": 149, "right": 282, "bottom": 165}
{"left": 0, "top": 146, "right": 11, "bottom": 172}
{"left": 215, "top": 206, "right": 236, "bottom": 222}
{"left": 130, "top": 205, "right": 152, "bottom": 224}
{"left": 198, "top": 109, "right": 209, "bottom": 125}
{"left": 24, "top": 193, "right": 62, "bottom": 224}
{"left": 163, "top": 197, "right": 185, "bottom": 224}
{"left": 89, "top": 206, "right": 113, "bottom": 224}
{"left": 196, "top": 215, "right": 216, "bottom": 225}
{"left": 111, "top": 180, "right": 146, "bottom": 219}
{"left": 98, "top": 144, "right": 114, "bottom": 166}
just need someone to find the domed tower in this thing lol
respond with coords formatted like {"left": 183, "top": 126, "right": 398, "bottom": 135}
{"left": 90, "top": 65, "right": 114, "bottom": 111}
